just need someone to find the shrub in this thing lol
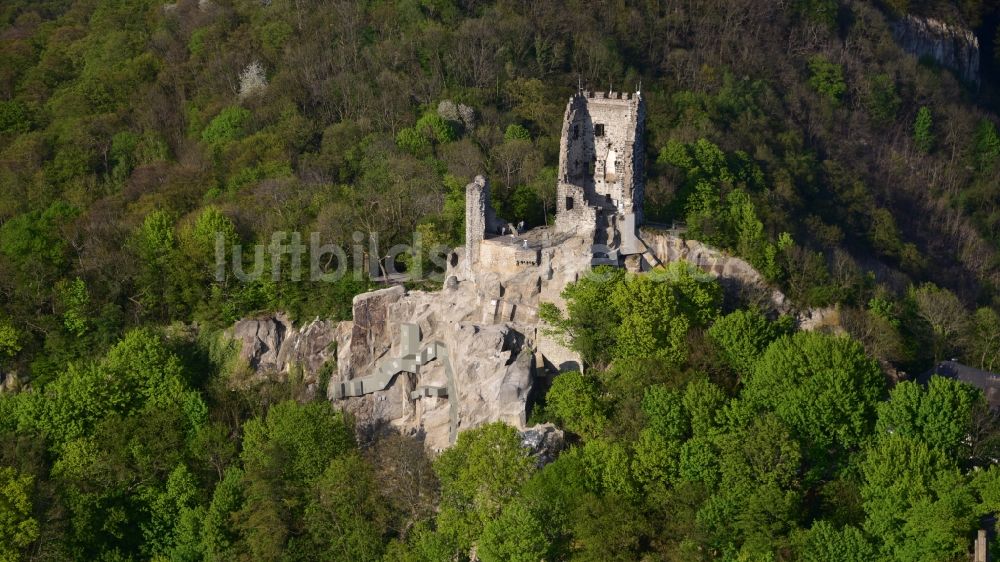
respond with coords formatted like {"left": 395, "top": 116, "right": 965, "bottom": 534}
{"left": 504, "top": 123, "right": 531, "bottom": 141}
{"left": 201, "top": 106, "right": 252, "bottom": 147}
{"left": 913, "top": 107, "right": 934, "bottom": 153}
{"left": 808, "top": 55, "right": 847, "bottom": 103}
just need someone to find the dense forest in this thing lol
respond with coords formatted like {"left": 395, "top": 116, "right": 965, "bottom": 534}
{"left": 2, "top": 0, "right": 1000, "bottom": 560}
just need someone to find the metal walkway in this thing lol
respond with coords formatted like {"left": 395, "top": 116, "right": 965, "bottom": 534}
{"left": 331, "top": 323, "right": 459, "bottom": 443}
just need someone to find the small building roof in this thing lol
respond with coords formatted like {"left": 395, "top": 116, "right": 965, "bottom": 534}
{"left": 917, "top": 360, "right": 1000, "bottom": 409}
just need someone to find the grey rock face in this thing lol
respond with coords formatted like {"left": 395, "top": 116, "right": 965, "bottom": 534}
{"left": 328, "top": 282, "right": 539, "bottom": 451}
{"left": 231, "top": 314, "right": 289, "bottom": 372}
{"left": 892, "top": 15, "right": 980, "bottom": 84}
{"left": 227, "top": 313, "right": 337, "bottom": 392}
{"left": 640, "top": 228, "right": 790, "bottom": 313}
{"left": 343, "top": 286, "right": 405, "bottom": 378}
{"left": 520, "top": 423, "right": 566, "bottom": 467}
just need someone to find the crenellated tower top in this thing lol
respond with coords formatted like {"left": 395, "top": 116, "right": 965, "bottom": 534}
{"left": 556, "top": 88, "right": 645, "bottom": 228}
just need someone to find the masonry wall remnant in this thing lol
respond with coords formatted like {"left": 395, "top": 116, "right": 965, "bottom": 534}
{"left": 463, "top": 89, "right": 648, "bottom": 276}
{"left": 464, "top": 175, "right": 506, "bottom": 276}
{"left": 557, "top": 89, "right": 646, "bottom": 229}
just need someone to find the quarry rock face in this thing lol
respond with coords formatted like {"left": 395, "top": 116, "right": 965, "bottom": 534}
{"left": 892, "top": 14, "right": 980, "bottom": 84}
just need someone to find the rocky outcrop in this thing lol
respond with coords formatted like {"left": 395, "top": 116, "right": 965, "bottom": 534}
{"left": 639, "top": 228, "right": 790, "bottom": 313}
{"left": 796, "top": 306, "right": 843, "bottom": 334}
{"left": 0, "top": 370, "right": 21, "bottom": 393}
{"left": 230, "top": 221, "right": 836, "bottom": 449}
{"left": 330, "top": 285, "right": 538, "bottom": 451}
{"left": 520, "top": 423, "right": 565, "bottom": 467}
{"left": 339, "top": 286, "right": 405, "bottom": 381}
{"left": 228, "top": 313, "right": 338, "bottom": 395}
{"left": 892, "top": 15, "right": 980, "bottom": 84}
{"left": 231, "top": 314, "right": 288, "bottom": 372}
{"left": 639, "top": 228, "right": 849, "bottom": 333}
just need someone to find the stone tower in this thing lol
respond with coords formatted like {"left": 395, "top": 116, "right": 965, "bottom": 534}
{"left": 464, "top": 175, "right": 504, "bottom": 276}
{"left": 555, "top": 89, "right": 645, "bottom": 229}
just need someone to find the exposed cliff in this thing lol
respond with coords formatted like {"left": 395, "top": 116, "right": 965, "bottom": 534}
{"left": 891, "top": 14, "right": 980, "bottom": 84}
{"left": 224, "top": 225, "right": 840, "bottom": 451}
{"left": 639, "top": 228, "right": 790, "bottom": 313}
{"left": 226, "top": 313, "right": 338, "bottom": 398}
{"left": 329, "top": 285, "right": 537, "bottom": 451}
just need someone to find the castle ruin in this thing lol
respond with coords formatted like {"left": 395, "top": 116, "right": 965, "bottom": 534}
{"left": 222, "top": 88, "right": 793, "bottom": 451}
{"left": 464, "top": 89, "right": 649, "bottom": 278}
{"left": 557, "top": 90, "right": 645, "bottom": 231}
{"left": 325, "top": 89, "right": 664, "bottom": 450}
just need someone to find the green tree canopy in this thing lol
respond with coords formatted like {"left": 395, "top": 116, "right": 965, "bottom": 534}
{"left": 545, "top": 371, "right": 608, "bottom": 440}
{"left": 914, "top": 106, "right": 934, "bottom": 153}
{"left": 539, "top": 266, "right": 624, "bottom": 369}
{"left": 0, "top": 321, "right": 21, "bottom": 359}
{"left": 201, "top": 106, "right": 253, "bottom": 147}
{"left": 875, "top": 376, "right": 981, "bottom": 459}
{"left": 746, "top": 332, "right": 885, "bottom": 456}
{"left": 708, "top": 309, "right": 787, "bottom": 376}
{"left": 432, "top": 423, "right": 535, "bottom": 553}
{"left": 808, "top": 55, "right": 847, "bottom": 103}
{"left": 478, "top": 500, "right": 548, "bottom": 562}
{"left": 860, "top": 434, "right": 977, "bottom": 560}
{"left": 794, "top": 520, "right": 876, "bottom": 562}
{"left": 0, "top": 467, "right": 39, "bottom": 561}
{"left": 240, "top": 400, "right": 354, "bottom": 485}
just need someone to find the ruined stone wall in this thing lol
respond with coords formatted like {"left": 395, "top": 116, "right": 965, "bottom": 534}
{"left": 629, "top": 100, "right": 646, "bottom": 222}
{"left": 479, "top": 240, "right": 519, "bottom": 272}
{"left": 585, "top": 93, "right": 644, "bottom": 216}
{"left": 465, "top": 176, "right": 505, "bottom": 276}
{"left": 555, "top": 182, "right": 599, "bottom": 234}
{"left": 555, "top": 91, "right": 645, "bottom": 225}
{"left": 465, "top": 178, "right": 487, "bottom": 275}
{"left": 557, "top": 96, "right": 590, "bottom": 185}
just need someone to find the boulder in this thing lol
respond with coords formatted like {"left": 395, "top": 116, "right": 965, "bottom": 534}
{"left": 797, "top": 306, "right": 843, "bottom": 333}
{"left": 0, "top": 370, "right": 21, "bottom": 393}
{"left": 231, "top": 314, "right": 289, "bottom": 372}
{"left": 520, "top": 423, "right": 566, "bottom": 467}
